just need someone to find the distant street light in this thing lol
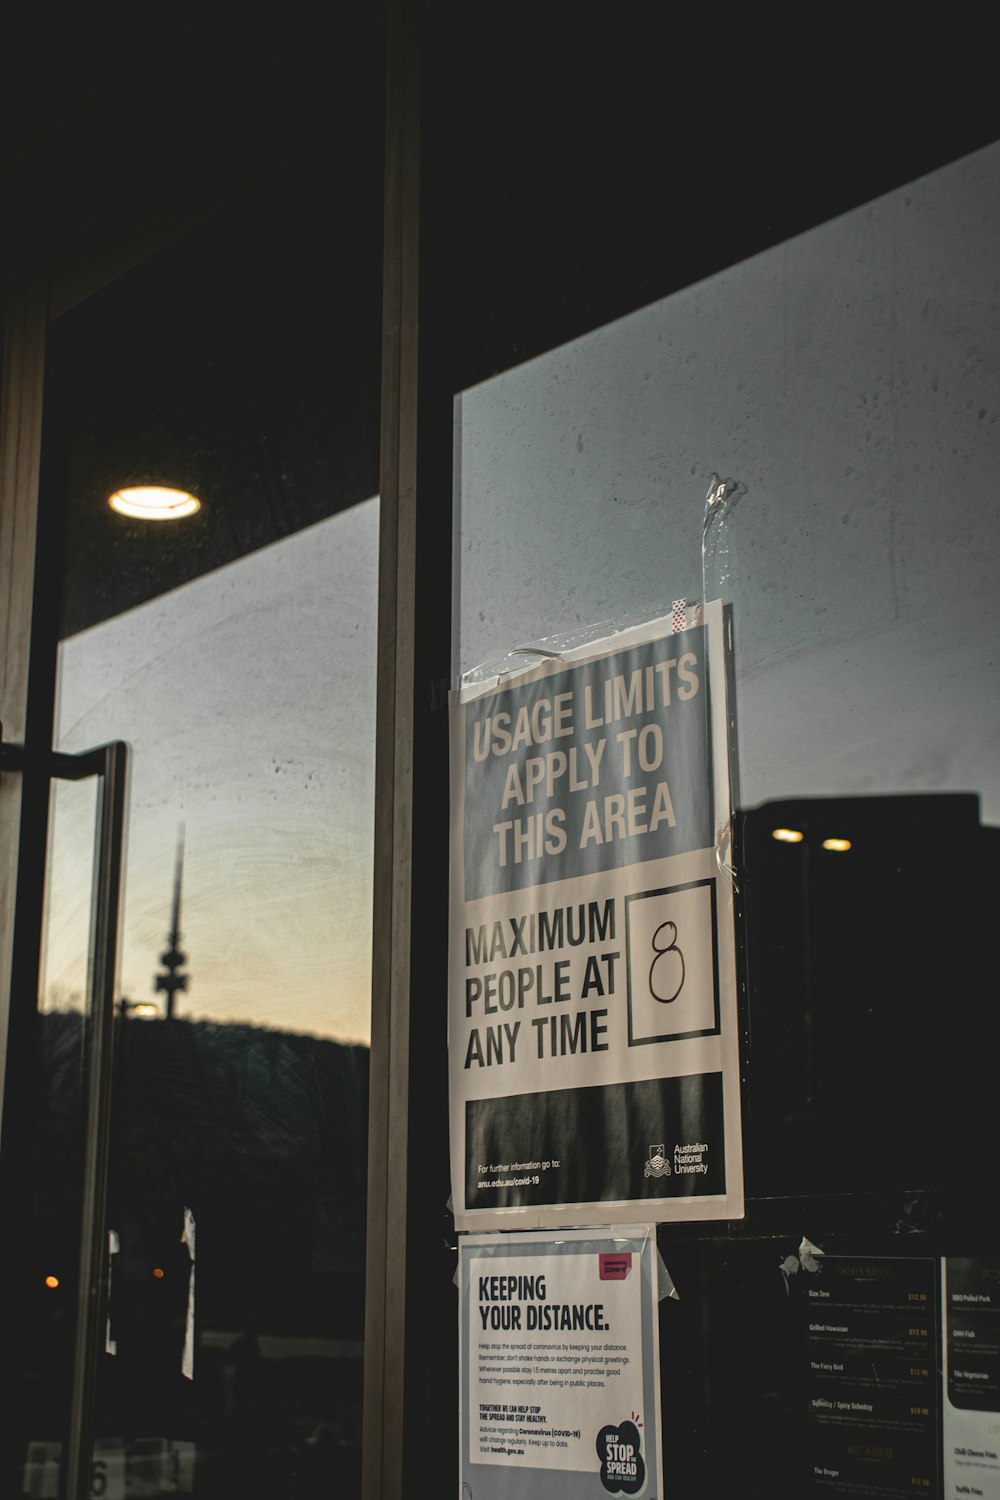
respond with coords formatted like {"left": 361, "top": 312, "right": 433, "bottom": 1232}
{"left": 119, "top": 998, "right": 160, "bottom": 1020}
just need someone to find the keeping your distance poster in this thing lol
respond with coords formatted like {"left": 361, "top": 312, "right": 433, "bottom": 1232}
{"left": 448, "top": 603, "right": 744, "bottom": 1230}
{"left": 459, "top": 1227, "right": 663, "bottom": 1500}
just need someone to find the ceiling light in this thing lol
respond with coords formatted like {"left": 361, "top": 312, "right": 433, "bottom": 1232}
{"left": 108, "top": 486, "right": 200, "bottom": 521}
{"left": 771, "top": 828, "right": 804, "bottom": 844}
{"left": 822, "top": 837, "right": 852, "bottom": 852}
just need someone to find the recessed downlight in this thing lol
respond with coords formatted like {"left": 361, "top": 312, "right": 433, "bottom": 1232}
{"left": 822, "top": 837, "right": 852, "bottom": 852}
{"left": 771, "top": 827, "right": 805, "bottom": 844}
{"left": 108, "top": 486, "right": 200, "bottom": 521}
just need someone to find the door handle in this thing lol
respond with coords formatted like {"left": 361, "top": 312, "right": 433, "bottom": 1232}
{"left": 1, "top": 734, "right": 129, "bottom": 1500}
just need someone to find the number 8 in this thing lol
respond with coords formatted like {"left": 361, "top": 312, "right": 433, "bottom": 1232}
{"left": 649, "top": 919, "right": 685, "bottom": 1003}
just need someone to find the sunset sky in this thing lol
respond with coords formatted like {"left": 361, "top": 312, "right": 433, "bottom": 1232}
{"left": 41, "top": 498, "right": 378, "bottom": 1044}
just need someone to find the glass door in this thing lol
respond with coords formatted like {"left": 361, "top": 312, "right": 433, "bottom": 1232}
{"left": 5, "top": 129, "right": 383, "bottom": 1500}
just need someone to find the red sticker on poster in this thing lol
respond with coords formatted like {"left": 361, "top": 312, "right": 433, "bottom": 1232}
{"left": 599, "top": 1253, "right": 632, "bottom": 1280}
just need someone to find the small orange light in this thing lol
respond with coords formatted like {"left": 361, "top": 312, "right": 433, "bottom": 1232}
{"left": 822, "top": 837, "right": 852, "bottom": 853}
{"left": 152, "top": 1267, "right": 165, "bottom": 1279}
{"left": 772, "top": 827, "right": 804, "bottom": 844}
{"left": 44, "top": 1275, "right": 60, "bottom": 1289}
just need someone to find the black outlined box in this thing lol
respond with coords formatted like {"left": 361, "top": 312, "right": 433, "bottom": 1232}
{"left": 625, "top": 879, "right": 720, "bottom": 1045}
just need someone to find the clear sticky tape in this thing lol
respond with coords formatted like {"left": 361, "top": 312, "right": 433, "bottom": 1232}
{"left": 799, "top": 1235, "right": 825, "bottom": 1273}
{"left": 105, "top": 1229, "right": 120, "bottom": 1355}
{"left": 181, "top": 1206, "right": 196, "bottom": 1381}
{"left": 657, "top": 1247, "right": 679, "bottom": 1302}
{"left": 701, "top": 472, "right": 746, "bottom": 892}
{"left": 458, "top": 603, "right": 701, "bottom": 696}
{"left": 702, "top": 472, "right": 747, "bottom": 604}
{"left": 780, "top": 1233, "right": 827, "bottom": 1292}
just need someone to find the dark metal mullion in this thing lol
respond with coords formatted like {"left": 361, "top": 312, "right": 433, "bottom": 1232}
{"left": 0, "top": 278, "right": 51, "bottom": 1500}
{"left": 363, "top": 0, "right": 421, "bottom": 1495}
{"left": 63, "top": 741, "right": 128, "bottom": 1500}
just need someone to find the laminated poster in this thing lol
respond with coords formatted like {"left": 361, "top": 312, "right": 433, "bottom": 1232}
{"left": 449, "top": 603, "right": 744, "bottom": 1229}
{"left": 459, "top": 1227, "right": 663, "bottom": 1500}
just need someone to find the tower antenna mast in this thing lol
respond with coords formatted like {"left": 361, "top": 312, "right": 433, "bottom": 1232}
{"left": 154, "top": 825, "right": 189, "bottom": 1020}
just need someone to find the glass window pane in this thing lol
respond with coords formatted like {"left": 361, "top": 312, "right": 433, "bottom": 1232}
{"left": 449, "top": 107, "right": 1000, "bottom": 1500}
{"left": 16, "top": 130, "right": 381, "bottom": 1499}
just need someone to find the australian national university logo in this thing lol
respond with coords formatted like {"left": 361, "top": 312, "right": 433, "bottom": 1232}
{"left": 643, "top": 1144, "right": 670, "bottom": 1179}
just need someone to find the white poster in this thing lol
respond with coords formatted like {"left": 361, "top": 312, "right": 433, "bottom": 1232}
{"left": 942, "top": 1258, "right": 1000, "bottom": 1500}
{"left": 449, "top": 603, "right": 744, "bottom": 1229}
{"left": 459, "top": 1227, "right": 663, "bottom": 1500}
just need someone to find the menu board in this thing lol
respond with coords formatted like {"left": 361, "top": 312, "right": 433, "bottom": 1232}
{"left": 943, "top": 1259, "right": 1000, "bottom": 1500}
{"left": 801, "top": 1256, "right": 940, "bottom": 1496}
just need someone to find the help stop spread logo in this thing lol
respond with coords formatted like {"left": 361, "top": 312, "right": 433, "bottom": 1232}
{"left": 596, "top": 1418, "right": 646, "bottom": 1495}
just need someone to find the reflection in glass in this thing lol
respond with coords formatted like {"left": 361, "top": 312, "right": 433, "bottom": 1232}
{"left": 49, "top": 503, "right": 379, "bottom": 1497}
{"left": 49, "top": 502, "right": 378, "bottom": 1043}
{"left": 19, "top": 780, "right": 99, "bottom": 1495}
